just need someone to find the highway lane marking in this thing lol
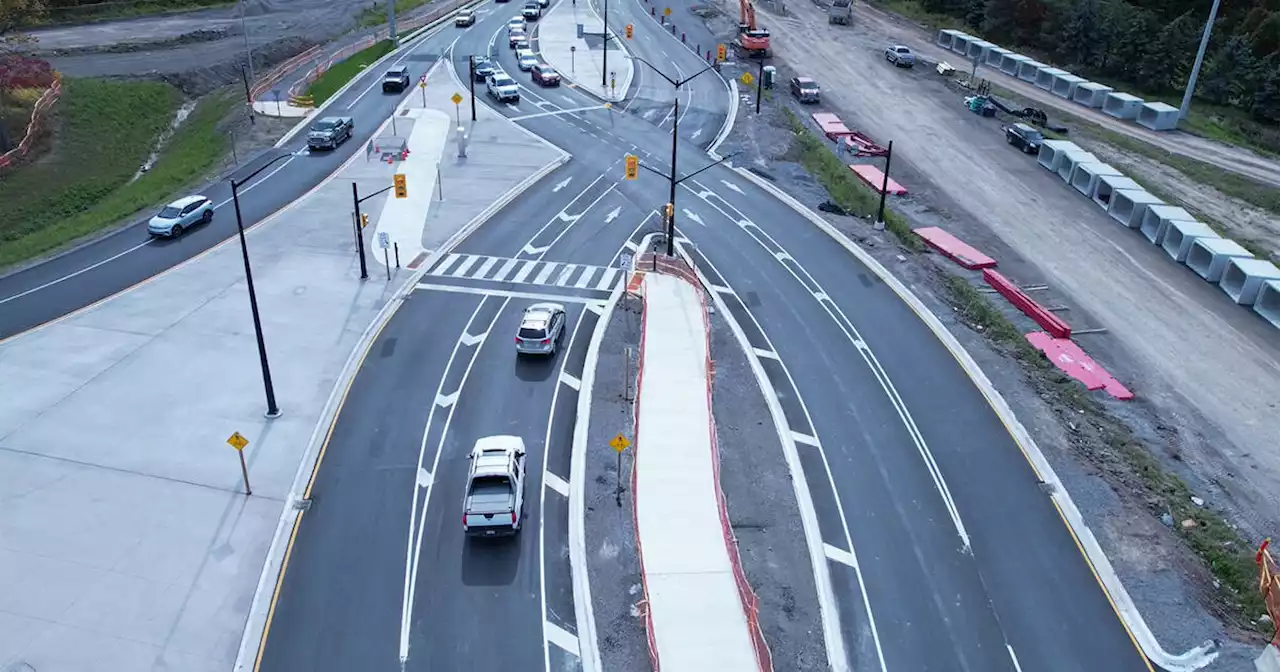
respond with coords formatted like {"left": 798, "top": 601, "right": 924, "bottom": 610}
{"left": 0, "top": 238, "right": 153, "bottom": 305}
{"left": 416, "top": 468, "right": 433, "bottom": 487}
{"left": 752, "top": 347, "right": 778, "bottom": 360}
{"left": 545, "top": 471, "right": 570, "bottom": 496}
{"left": 545, "top": 620, "right": 580, "bottom": 655}
{"left": 415, "top": 283, "right": 610, "bottom": 308}
{"left": 435, "top": 391, "right": 460, "bottom": 408}
{"left": 507, "top": 103, "right": 611, "bottom": 121}
{"left": 1007, "top": 644, "right": 1024, "bottom": 672}
{"left": 559, "top": 372, "right": 581, "bottom": 390}
{"left": 792, "top": 431, "right": 819, "bottom": 447}
{"left": 685, "top": 178, "right": 973, "bottom": 550}
{"left": 710, "top": 284, "right": 733, "bottom": 294}
{"left": 674, "top": 239, "right": 880, "bottom": 671}
{"left": 824, "top": 543, "right": 857, "bottom": 568}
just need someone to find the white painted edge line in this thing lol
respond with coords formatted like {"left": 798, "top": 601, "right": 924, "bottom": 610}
{"left": 231, "top": 97, "right": 569, "bottom": 672}
{"left": 545, "top": 471, "right": 570, "bottom": 497}
{"left": 824, "top": 543, "right": 856, "bottom": 569}
{"left": 729, "top": 166, "right": 1220, "bottom": 672}
{"left": 707, "top": 78, "right": 738, "bottom": 160}
{"left": 673, "top": 241, "right": 850, "bottom": 672}
{"left": 546, "top": 619, "right": 580, "bottom": 655}
{"left": 274, "top": 0, "right": 490, "bottom": 148}
{"left": 569, "top": 234, "right": 652, "bottom": 672}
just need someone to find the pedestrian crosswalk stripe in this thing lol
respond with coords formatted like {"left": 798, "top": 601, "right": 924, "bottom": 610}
{"left": 428, "top": 253, "right": 624, "bottom": 292}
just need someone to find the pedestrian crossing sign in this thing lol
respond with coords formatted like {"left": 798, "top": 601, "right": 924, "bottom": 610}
{"left": 610, "top": 433, "right": 631, "bottom": 452}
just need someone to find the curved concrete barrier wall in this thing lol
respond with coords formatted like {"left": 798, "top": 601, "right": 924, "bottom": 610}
{"left": 1186, "top": 237, "right": 1254, "bottom": 282}
{"left": 1091, "top": 175, "right": 1142, "bottom": 209}
{"left": 1255, "top": 280, "right": 1280, "bottom": 328}
{"left": 1056, "top": 149, "right": 1096, "bottom": 182}
{"left": 1052, "top": 74, "right": 1087, "bottom": 99}
{"left": 986, "top": 46, "right": 1012, "bottom": 67}
{"left": 1036, "top": 67, "right": 1067, "bottom": 90}
{"left": 1219, "top": 258, "right": 1280, "bottom": 305}
{"left": 1070, "top": 162, "right": 1121, "bottom": 196}
{"left": 1139, "top": 205, "right": 1196, "bottom": 245}
{"left": 1108, "top": 189, "right": 1163, "bottom": 228}
{"left": 1103, "top": 93, "right": 1144, "bottom": 119}
{"left": 1161, "top": 219, "right": 1219, "bottom": 261}
{"left": 1036, "top": 140, "right": 1080, "bottom": 172}
{"left": 1137, "top": 102, "right": 1179, "bottom": 131}
{"left": 1072, "top": 82, "right": 1114, "bottom": 108}
{"left": 1001, "top": 53, "right": 1030, "bottom": 75}
{"left": 1018, "top": 60, "right": 1046, "bottom": 81}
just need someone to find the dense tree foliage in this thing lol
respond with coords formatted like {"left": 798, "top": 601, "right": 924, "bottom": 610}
{"left": 919, "top": 0, "right": 1280, "bottom": 123}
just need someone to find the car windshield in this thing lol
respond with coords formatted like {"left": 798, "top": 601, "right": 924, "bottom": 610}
{"left": 522, "top": 55, "right": 536, "bottom": 62}
{"left": 158, "top": 206, "right": 182, "bottom": 218}
{"left": 801, "top": 83, "right": 818, "bottom": 90}
{"left": 494, "top": 76, "right": 515, "bottom": 86}
{"left": 518, "top": 327, "right": 545, "bottom": 339}
{"left": 314, "top": 120, "right": 338, "bottom": 130}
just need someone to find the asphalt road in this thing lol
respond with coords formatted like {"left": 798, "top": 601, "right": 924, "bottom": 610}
{"left": 0, "top": 22, "right": 455, "bottom": 341}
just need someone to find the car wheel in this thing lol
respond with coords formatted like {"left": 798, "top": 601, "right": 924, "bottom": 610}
{"left": 171, "top": 224, "right": 183, "bottom": 237}
{"left": 1007, "top": 135, "right": 1015, "bottom": 145}
{"left": 202, "top": 209, "right": 213, "bottom": 224}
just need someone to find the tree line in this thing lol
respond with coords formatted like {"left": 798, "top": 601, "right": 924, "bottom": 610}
{"left": 916, "top": 0, "right": 1280, "bottom": 125}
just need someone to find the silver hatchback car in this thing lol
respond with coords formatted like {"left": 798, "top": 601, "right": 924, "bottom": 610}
{"left": 515, "top": 302, "right": 566, "bottom": 356}
{"left": 148, "top": 194, "right": 214, "bottom": 237}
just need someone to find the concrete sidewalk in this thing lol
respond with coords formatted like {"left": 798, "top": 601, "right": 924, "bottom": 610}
{"left": 0, "top": 67, "right": 563, "bottom": 672}
{"left": 536, "top": 0, "right": 634, "bottom": 102}
{"left": 632, "top": 271, "right": 766, "bottom": 671}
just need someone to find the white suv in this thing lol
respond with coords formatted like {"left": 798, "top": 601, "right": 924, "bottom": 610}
{"left": 487, "top": 72, "right": 520, "bottom": 103}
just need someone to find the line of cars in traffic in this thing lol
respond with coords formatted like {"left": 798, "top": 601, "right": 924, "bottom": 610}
{"left": 472, "top": 16, "right": 563, "bottom": 104}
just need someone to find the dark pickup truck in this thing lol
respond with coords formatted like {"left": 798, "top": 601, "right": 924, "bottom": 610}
{"left": 306, "top": 116, "right": 353, "bottom": 151}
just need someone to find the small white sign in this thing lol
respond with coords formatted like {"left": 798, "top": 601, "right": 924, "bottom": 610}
{"left": 619, "top": 252, "right": 633, "bottom": 269}
{"left": 377, "top": 231, "right": 391, "bottom": 249}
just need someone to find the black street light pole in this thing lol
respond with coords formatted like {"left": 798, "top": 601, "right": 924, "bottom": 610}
{"left": 351, "top": 182, "right": 370, "bottom": 279}
{"left": 601, "top": 0, "right": 609, "bottom": 91}
{"left": 468, "top": 55, "right": 478, "bottom": 121}
{"left": 875, "top": 140, "right": 894, "bottom": 227}
{"left": 755, "top": 57, "right": 764, "bottom": 114}
{"left": 632, "top": 57, "right": 726, "bottom": 256}
{"left": 229, "top": 153, "right": 294, "bottom": 419}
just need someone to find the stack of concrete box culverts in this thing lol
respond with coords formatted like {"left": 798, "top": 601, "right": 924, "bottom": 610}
{"left": 935, "top": 29, "right": 1183, "bottom": 133}
{"left": 1029, "top": 140, "right": 1280, "bottom": 329}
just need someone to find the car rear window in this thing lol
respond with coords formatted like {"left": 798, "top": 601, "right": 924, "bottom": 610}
{"left": 519, "top": 327, "right": 545, "bottom": 339}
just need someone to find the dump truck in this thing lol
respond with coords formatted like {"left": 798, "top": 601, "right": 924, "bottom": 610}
{"left": 828, "top": 0, "right": 851, "bottom": 25}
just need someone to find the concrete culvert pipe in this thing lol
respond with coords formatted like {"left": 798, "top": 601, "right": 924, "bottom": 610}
{"left": 1185, "top": 237, "right": 1255, "bottom": 282}
{"left": 1018, "top": 60, "right": 1047, "bottom": 82}
{"left": 1255, "top": 280, "right": 1280, "bottom": 329}
{"left": 1071, "top": 162, "right": 1122, "bottom": 197}
{"left": 1036, "top": 67, "right": 1068, "bottom": 90}
{"left": 951, "top": 33, "right": 974, "bottom": 55}
{"left": 1108, "top": 189, "right": 1164, "bottom": 229}
{"left": 1037, "top": 140, "right": 1081, "bottom": 172}
{"left": 1137, "top": 102, "right": 1180, "bottom": 131}
{"left": 985, "top": 47, "right": 1012, "bottom": 67}
{"left": 1139, "top": 205, "right": 1196, "bottom": 245}
{"left": 1219, "top": 258, "right": 1280, "bottom": 305}
{"left": 1102, "top": 92, "right": 1144, "bottom": 119}
{"left": 1056, "top": 149, "right": 1097, "bottom": 182}
{"left": 1161, "top": 220, "right": 1219, "bottom": 262}
{"left": 1092, "top": 175, "right": 1142, "bottom": 210}
{"left": 1072, "top": 82, "right": 1114, "bottom": 108}
{"left": 1051, "top": 74, "right": 1087, "bottom": 99}
{"left": 936, "top": 29, "right": 962, "bottom": 49}
{"left": 967, "top": 40, "right": 996, "bottom": 62}
{"left": 1001, "top": 53, "right": 1031, "bottom": 76}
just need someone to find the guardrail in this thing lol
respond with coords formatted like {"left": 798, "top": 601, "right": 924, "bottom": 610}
{"left": 0, "top": 76, "right": 62, "bottom": 173}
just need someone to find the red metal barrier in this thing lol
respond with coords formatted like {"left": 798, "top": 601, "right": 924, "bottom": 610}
{"left": 913, "top": 226, "right": 995, "bottom": 269}
{"left": 982, "top": 269, "right": 1072, "bottom": 339}
{"left": 1025, "top": 332, "right": 1134, "bottom": 400}
{"left": 811, "top": 112, "right": 849, "bottom": 140}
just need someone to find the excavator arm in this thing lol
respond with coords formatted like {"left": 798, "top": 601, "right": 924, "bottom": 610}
{"left": 736, "top": 0, "right": 771, "bottom": 57}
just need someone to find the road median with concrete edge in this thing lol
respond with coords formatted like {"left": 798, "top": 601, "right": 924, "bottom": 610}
{"left": 728, "top": 164, "right": 1219, "bottom": 672}
{"left": 632, "top": 271, "right": 769, "bottom": 671}
{"left": 233, "top": 58, "right": 570, "bottom": 672}
{"left": 536, "top": 0, "right": 634, "bottom": 103}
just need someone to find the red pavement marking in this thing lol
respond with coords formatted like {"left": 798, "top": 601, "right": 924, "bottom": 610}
{"left": 1025, "top": 332, "right": 1134, "bottom": 400}
{"left": 913, "top": 226, "right": 997, "bottom": 269}
{"left": 407, "top": 252, "right": 428, "bottom": 269}
{"left": 983, "top": 269, "right": 1072, "bottom": 339}
{"left": 849, "top": 164, "right": 908, "bottom": 195}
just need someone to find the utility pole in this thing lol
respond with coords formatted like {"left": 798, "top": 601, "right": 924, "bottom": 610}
{"left": 469, "top": 56, "right": 478, "bottom": 121}
{"left": 239, "top": 0, "right": 255, "bottom": 124}
{"left": 1180, "top": 0, "right": 1222, "bottom": 120}
{"left": 874, "top": 140, "right": 893, "bottom": 229}
{"left": 631, "top": 57, "right": 736, "bottom": 256}
{"left": 388, "top": 0, "right": 399, "bottom": 46}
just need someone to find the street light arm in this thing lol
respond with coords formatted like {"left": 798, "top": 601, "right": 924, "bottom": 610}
{"left": 231, "top": 151, "right": 294, "bottom": 188}
{"left": 674, "top": 151, "right": 738, "bottom": 186}
{"left": 674, "top": 62, "right": 717, "bottom": 87}
{"left": 638, "top": 162, "right": 672, "bottom": 180}
{"left": 631, "top": 56, "right": 678, "bottom": 87}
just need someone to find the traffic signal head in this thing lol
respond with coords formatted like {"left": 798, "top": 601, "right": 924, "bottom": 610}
{"left": 624, "top": 154, "right": 639, "bottom": 180}
{"left": 393, "top": 173, "right": 407, "bottom": 198}
{"left": 664, "top": 202, "right": 674, "bottom": 219}
{"left": 716, "top": 43, "right": 726, "bottom": 62}
{"left": 360, "top": 213, "right": 370, "bottom": 229}
{"left": 625, "top": 24, "right": 633, "bottom": 39}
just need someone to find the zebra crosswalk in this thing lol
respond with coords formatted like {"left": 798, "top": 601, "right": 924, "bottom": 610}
{"left": 428, "top": 253, "right": 623, "bottom": 293}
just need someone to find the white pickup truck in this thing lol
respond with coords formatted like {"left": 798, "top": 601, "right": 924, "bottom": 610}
{"left": 487, "top": 72, "right": 520, "bottom": 103}
{"left": 462, "top": 436, "right": 526, "bottom": 538}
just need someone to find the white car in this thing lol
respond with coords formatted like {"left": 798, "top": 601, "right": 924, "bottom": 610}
{"left": 508, "top": 17, "right": 526, "bottom": 32}
{"left": 148, "top": 194, "right": 214, "bottom": 237}
{"left": 462, "top": 436, "right": 526, "bottom": 538}
{"left": 487, "top": 72, "right": 520, "bottom": 103}
{"left": 516, "top": 49, "right": 538, "bottom": 71}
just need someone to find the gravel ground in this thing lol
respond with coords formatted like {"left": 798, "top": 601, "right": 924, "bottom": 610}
{"left": 583, "top": 264, "right": 829, "bottom": 670}
{"left": 684, "top": 6, "right": 1269, "bottom": 669}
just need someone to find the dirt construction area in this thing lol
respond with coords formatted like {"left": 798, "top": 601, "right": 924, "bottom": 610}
{"left": 687, "top": 0, "right": 1280, "bottom": 665}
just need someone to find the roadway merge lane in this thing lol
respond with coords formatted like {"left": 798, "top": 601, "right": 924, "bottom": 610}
{"left": 0, "top": 20, "right": 462, "bottom": 341}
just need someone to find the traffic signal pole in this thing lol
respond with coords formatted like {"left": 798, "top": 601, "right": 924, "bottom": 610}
{"left": 468, "top": 56, "right": 477, "bottom": 121}
{"left": 351, "top": 182, "right": 370, "bottom": 280}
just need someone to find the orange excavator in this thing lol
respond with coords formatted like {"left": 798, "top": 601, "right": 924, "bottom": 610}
{"left": 737, "top": 0, "right": 771, "bottom": 58}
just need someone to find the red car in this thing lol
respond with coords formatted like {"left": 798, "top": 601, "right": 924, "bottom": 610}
{"left": 531, "top": 63, "right": 561, "bottom": 87}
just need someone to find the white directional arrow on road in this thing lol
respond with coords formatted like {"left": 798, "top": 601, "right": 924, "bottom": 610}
{"left": 690, "top": 128, "right": 703, "bottom": 140}
{"left": 682, "top": 209, "right": 705, "bottom": 226}
{"left": 552, "top": 177, "right": 573, "bottom": 192}
{"left": 605, "top": 206, "right": 621, "bottom": 223}
{"left": 416, "top": 468, "right": 433, "bottom": 488}
{"left": 523, "top": 243, "right": 551, "bottom": 255}
{"left": 721, "top": 180, "right": 743, "bottom": 194}
{"left": 459, "top": 331, "right": 487, "bottom": 347}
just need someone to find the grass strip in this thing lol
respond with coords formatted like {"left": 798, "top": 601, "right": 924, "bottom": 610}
{"left": 781, "top": 108, "right": 923, "bottom": 252}
{"left": 0, "top": 82, "right": 236, "bottom": 268}
{"left": 359, "top": 0, "right": 436, "bottom": 27}
{"left": 940, "top": 272, "right": 1270, "bottom": 635}
{"left": 306, "top": 39, "right": 395, "bottom": 106}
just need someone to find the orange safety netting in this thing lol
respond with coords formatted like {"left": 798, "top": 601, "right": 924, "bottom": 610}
{"left": 1258, "top": 539, "right": 1280, "bottom": 645}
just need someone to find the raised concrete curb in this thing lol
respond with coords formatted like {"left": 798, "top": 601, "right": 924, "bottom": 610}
{"left": 707, "top": 78, "right": 739, "bottom": 159}
{"left": 730, "top": 165, "right": 1220, "bottom": 672}
{"left": 536, "top": 0, "right": 634, "bottom": 103}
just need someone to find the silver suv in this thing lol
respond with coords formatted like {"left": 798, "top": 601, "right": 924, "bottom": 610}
{"left": 514, "top": 302, "right": 565, "bottom": 356}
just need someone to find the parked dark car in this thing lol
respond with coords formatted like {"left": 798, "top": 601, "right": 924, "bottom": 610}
{"left": 382, "top": 66, "right": 410, "bottom": 93}
{"left": 531, "top": 63, "right": 561, "bottom": 86}
{"left": 789, "top": 76, "right": 820, "bottom": 103}
{"left": 1004, "top": 122, "right": 1044, "bottom": 154}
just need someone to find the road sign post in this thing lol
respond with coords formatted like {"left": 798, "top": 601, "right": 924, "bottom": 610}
{"left": 227, "top": 432, "right": 252, "bottom": 495}
{"left": 451, "top": 91, "right": 463, "bottom": 126}
{"left": 570, "top": 44, "right": 575, "bottom": 73}
{"left": 609, "top": 433, "right": 631, "bottom": 506}
{"left": 377, "top": 231, "right": 391, "bottom": 279}
{"left": 419, "top": 74, "right": 427, "bottom": 107}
